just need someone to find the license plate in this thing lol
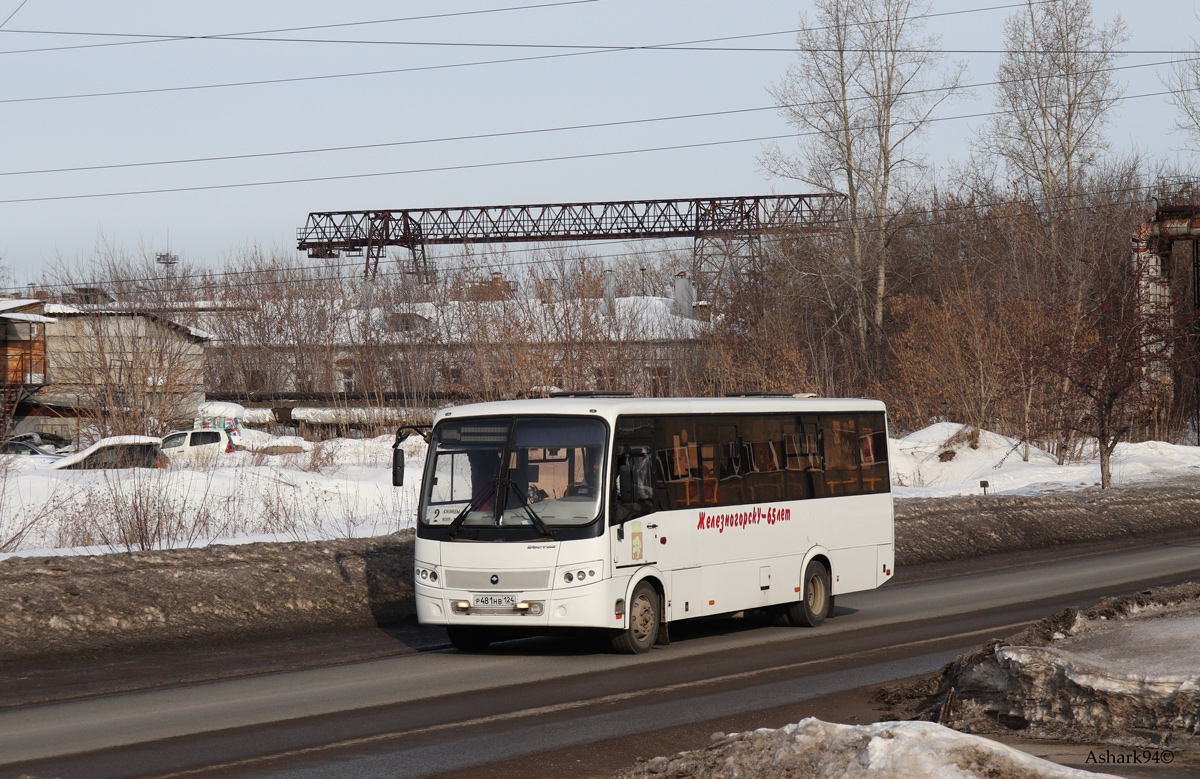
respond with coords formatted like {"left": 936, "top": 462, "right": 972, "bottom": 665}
{"left": 472, "top": 593, "right": 517, "bottom": 608}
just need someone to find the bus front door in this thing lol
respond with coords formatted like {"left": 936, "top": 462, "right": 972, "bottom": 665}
{"left": 612, "top": 444, "right": 657, "bottom": 571}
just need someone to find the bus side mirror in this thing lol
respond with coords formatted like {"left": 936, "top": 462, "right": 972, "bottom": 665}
{"left": 391, "top": 425, "right": 430, "bottom": 488}
{"left": 392, "top": 447, "right": 405, "bottom": 487}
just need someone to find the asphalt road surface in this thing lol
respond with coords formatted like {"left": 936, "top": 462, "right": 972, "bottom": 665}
{"left": 4, "top": 535, "right": 1200, "bottom": 779}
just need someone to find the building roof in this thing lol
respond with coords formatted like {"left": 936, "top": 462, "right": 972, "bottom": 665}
{"left": 0, "top": 298, "right": 55, "bottom": 324}
{"left": 188, "top": 294, "right": 703, "bottom": 348}
{"left": 0, "top": 298, "right": 43, "bottom": 313}
{"left": 44, "top": 304, "right": 211, "bottom": 342}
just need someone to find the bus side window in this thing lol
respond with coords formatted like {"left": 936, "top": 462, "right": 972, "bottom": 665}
{"left": 717, "top": 422, "right": 744, "bottom": 507}
{"left": 656, "top": 418, "right": 703, "bottom": 508}
{"left": 743, "top": 416, "right": 784, "bottom": 503}
{"left": 612, "top": 444, "right": 653, "bottom": 523}
{"left": 785, "top": 417, "right": 824, "bottom": 499}
{"left": 823, "top": 415, "right": 862, "bottom": 496}
{"left": 694, "top": 418, "right": 722, "bottom": 506}
{"left": 858, "top": 413, "right": 891, "bottom": 493}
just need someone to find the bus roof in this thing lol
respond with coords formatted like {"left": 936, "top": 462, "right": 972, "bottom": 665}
{"left": 434, "top": 396, "right": 886, "bottom": 425}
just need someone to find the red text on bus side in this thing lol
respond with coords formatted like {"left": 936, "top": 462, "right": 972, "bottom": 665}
{"left": 696, "top": 506, "right": 792, "bottom": 533}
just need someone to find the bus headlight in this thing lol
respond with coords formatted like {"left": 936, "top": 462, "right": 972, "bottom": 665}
{"left": 415, "top": 565, "right": 440, "bottom": 585}
{"left": 556, "top": 561, "right": 604, "bottom": 588}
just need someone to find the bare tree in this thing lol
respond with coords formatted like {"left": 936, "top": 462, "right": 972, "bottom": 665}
{"left": 1164, "top": 34, "right": 1200, "bottom": 150}
{"left": 39, "top": 247, "right": 208, "bottom": 440}
{"left": 45, "top": 306, "right": 206, "bottom": 440}
{"left": 975, "top": 0, "right": 1127, "bottom": 214}
{"left": 760, "top": 0, "right": 964, "bottom": 363}
{"left": 1051, "top": 183, "right": 1168, "bottom": 488}
{"left": 205, "top": 248, "right": 350, "bottom": 398}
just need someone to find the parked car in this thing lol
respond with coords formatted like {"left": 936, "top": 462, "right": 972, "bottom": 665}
{"left": 51, "top": 436, "right": 168, "bottom": 470}
{"left": 9, "top": 431, "right": 72, "bottom": 450}
{"left": 0, "top": 439, "right": 64, "bottom": 463}
{"left": 160, "top": 428, "right": 233, "bottom": 460}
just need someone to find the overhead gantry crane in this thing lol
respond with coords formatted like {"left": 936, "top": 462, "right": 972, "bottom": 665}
{"left": 296, "top": 193, "right": 843, "bottom": 300}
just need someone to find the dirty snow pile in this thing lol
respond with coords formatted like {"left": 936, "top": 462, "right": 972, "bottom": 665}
{"left": 889, "top": 422, "right": 1200, "bottom": 498}
{"left": 935, "top": 583, "right": 1200, "bottom": 749}
{"left": 616, "top": 718, "right": 1113, "bottom": 779}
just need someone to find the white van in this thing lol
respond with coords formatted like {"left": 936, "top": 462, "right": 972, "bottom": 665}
{"left": 161, "top": 429, "right": 233, "bottom": 460}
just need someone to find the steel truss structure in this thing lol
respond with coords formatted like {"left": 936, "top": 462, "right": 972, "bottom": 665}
{"left": 297, "top": 194, "right": 843, "bottom": 294}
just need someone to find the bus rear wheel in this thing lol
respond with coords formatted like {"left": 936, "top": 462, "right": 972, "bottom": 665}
{"left": 447, "top": 626, "right": 493, "bottom": 652}
{"left": 610, "top": 581, "right": 659, "bottom": 654}
{"left": 786, "top": 561, "right": 830, "bottom": 628}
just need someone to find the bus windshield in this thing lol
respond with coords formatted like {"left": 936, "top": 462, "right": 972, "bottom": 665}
{"left": 421, "top": 416, "right": 607, "bottom": 529}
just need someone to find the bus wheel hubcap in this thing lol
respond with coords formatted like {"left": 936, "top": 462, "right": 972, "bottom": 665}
{"left": 808, "top": 575, "right": 825, "bottom": 611}
{"left": 631, "top": 594, "right": 653, "bottom": 641}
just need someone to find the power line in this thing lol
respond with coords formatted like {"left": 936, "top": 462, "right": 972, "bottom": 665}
{"left": 7, "top": 179, "right": 1185, "bottom": 297}
{"left": 0, "top": 85, "right": 1190, "bottom": 206}
{"left": 19, "top": 239, "right": 704, "bottom": 296}
{"left": 1, "top": 53, "right": 1190, "bottom": 179}
{"left": 8, "top": 30, "right": 1170, "bottom": 55}
{"left": 0, "top": 1, "right": 1042, "bottom": 49}
{"left": 0, "top": 1, "right": 1051, "bottom": 103}
{"left": 0, "top": 0, "right": 28, "bottom": 30}
{"left": 2, "top": 37, "right": 1163, "bottom": 61}
{"left": 0, "top": 49, "right": 610, "bottom": 104}
{"left": 0, "top": 0, "right": 603, "bottom": 55}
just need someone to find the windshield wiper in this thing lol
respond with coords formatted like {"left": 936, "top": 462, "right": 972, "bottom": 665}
{"left": 446, "top": 480, "right": 499, "bottom": 539}
{"left": 502, "top": 478, "right": 556, "bottom": 539}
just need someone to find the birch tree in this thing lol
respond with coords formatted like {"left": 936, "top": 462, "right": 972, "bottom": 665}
{"left": 760, "top": 0, "right": 963, "bottom": 363}
{"left": 975, "top": 0, "right": 1127, "bottom": 213}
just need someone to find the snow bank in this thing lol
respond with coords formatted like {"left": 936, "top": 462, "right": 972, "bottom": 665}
{"left": 0, "top": 433, "right": 427, "bottom": 558}
{"left": 6, "top": 416, "right": 1200, "bottom": 555}
{"left": 617, "top": 718, "right": 1115, "bottom": 778}
{"left": 932, "top": 583, "right": 1200, "bottom": 749}
{"left": 890, "top": 423, "right": 1200, "bottom": 498}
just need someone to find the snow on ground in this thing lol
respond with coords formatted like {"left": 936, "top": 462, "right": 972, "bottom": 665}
{"left": 628, "top": 596, "right": 1200, "bottom": 776}
{"left": 4, "top": 419, "right": 1200, "bottom": 555}
{"left": 0, "top": 432, "right": 427, "bottom": 559}
{"left": 620, "top": 718, "right": 1117, "bottom": 778}
{"left": 1037, "top": 613, "right": 1200, "bottom": 691}
{"left": 2, "top": 420, "right": 1197, "bottom": 774}
{"left": 957, "top": 596, "right": 1200, "bottom": 739}
{"left": 889, "top": 422, "right": 1200, "bottom": 498}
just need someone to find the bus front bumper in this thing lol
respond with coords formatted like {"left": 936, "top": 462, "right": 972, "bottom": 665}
{"left": 415, "top": 578, "right": 626, "bottom": 630}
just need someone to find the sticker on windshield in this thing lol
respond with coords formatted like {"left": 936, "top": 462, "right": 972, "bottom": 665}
{"left": 428, "top": 503, "right": 468, "bottom": 524}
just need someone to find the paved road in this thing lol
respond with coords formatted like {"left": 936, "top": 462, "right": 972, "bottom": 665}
{"left": 4, "top": 536, "right": 1199, "bottom": 779}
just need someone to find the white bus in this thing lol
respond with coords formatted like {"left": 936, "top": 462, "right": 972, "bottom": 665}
{"left": 396, "top": 394, "right": 894, "bottom": 653}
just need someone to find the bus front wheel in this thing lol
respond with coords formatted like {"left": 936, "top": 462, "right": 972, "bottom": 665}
{"left": 447, "top": 626, "right": 493, "bottom": 652}
{"left": 786, "top": 561, "right": 830, "bottom": 628}
{"left": 610, "top": 581, "right": 660, "bottom": 654}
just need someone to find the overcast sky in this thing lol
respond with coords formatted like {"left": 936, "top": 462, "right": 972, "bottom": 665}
{"left": 0, "top": 0, "right": 1197, "bottom": 283}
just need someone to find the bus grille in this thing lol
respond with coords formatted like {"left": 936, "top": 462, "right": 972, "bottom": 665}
{"left": 444, "top": 569, "right": 551, "bottom": 589}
